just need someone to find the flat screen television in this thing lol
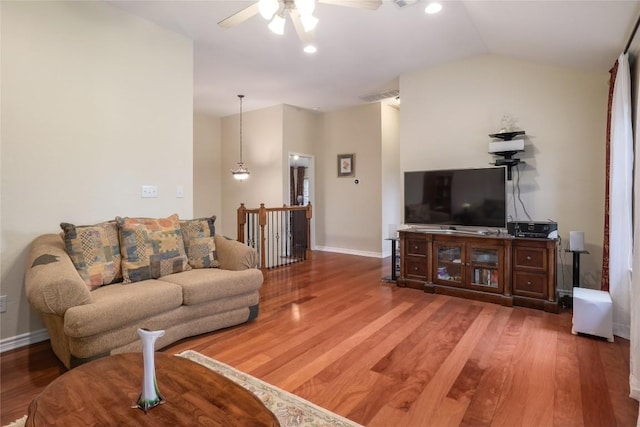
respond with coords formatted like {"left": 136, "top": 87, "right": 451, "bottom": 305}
{"left": 404, "top": 167, "right": 507, "bottom": 228}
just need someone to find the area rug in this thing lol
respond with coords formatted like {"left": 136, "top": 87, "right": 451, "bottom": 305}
{"left": 178, "top": 350, "right": 361, "bottom": 427}
{"left": 2, "top": 418, "right": 25, "bottom": 427}
{"left": 4, "top": 351, "right": 361, "bottom": 427}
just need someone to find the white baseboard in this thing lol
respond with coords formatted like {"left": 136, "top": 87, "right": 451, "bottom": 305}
{"left": 613, "top": 323, "right": 630, "bottom": 340}
{"left": 630, "top": 372, "right": 640, "bottom": 401}
{"left": 0, "top": 328, "right": 49, "bottom": 353}
{"left": 314, "top": 246, "right": 384, "bottom": 259}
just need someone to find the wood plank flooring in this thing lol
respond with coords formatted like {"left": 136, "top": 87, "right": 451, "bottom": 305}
{"left": 1, "top": 251, "right": 638, "bottom": 426}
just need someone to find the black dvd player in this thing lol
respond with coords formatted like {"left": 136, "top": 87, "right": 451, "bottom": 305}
{"left": 507, "top": 221, "right": 558, "bottom": 239}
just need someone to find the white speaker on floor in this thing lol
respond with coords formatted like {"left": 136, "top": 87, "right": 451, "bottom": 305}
{"left": 569, "top": 231, "right": 585, "bottom": 251}
{"left": 572, "top": 288, "right": 614, "bottom": 342}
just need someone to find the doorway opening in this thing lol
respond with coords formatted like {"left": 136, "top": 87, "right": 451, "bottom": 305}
{"left": 288, "top": 153, "right": 314, "bottom": 250}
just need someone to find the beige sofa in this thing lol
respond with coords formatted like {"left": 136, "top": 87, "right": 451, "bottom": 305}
{"left": 25, "top": 232, "right": 263, "bottom": 369}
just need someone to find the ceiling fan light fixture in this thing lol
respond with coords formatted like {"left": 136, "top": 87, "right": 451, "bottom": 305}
{"left": 258, "top": 0, "right": 279, "bottom": 20}
{"left": 300, "top": 14, "right": 318, "bottom": 32}
{"left": 425, "top": 2, "right": 442, "bottom": 14}
{"left": 294, "top": 0, "right": 316, "bottom": 16}
{"left": 268, "top": 14, "right": 286, "bottom": 34}
{"left": 303, "top": 44, "right": 317, "bottom": 53}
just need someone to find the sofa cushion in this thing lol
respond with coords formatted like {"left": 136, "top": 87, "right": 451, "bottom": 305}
{"left": 116, "top": 214, "right": 191, "bottom": 283}
{"left": 161, "top": 268, "right": 263, "bottom": 306}
{"left": 60, "top": 221, "right": 122, "bottom": 290}
{"left": 63, "top": 279, "right": 183, "bottom": 337}
{"left": 180, "top": 216, "right": 220, "bottom": 269}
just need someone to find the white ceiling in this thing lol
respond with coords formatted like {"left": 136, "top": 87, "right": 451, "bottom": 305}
{"left": 106, "top": 0, "right": 640, "bottom": 117}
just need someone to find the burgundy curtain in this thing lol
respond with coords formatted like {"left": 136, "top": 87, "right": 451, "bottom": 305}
{"left": 290, "top": 166, "right": 296, "bottom": 206}
{"left": 289, "top": 166, "right": 307, "bottom": 205}
{"left": 601, "top": 60, "right": 619, "bottom": 292}
{"left": 296, "top": 167, "right": 306, "bottom": 205}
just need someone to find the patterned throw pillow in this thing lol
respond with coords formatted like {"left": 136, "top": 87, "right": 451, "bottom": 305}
{"left": 180, "top": 216, "right": 220, "bottom": 269}
{"left": 116, "top": 214, "right": 191, "bottom": 283}
{"left": 60, "top": 221, "right": 122, "bottom": 290}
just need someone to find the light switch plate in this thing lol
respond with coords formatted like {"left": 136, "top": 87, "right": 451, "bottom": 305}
{"left": 141, "top": 185, "right": 158, "bottom": 198}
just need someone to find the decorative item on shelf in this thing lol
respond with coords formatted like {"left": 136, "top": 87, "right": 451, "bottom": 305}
{"left": 231, "top": 95, "right": 250, "bottom": 181}
{"left": 498, "top": 114, "right": 518, "bottom": 133}
{"left": 134, "top": 328, "right": 166, "bottom": 413}
{"left": 488, "top": 117, "right": 526, "bottom": 180}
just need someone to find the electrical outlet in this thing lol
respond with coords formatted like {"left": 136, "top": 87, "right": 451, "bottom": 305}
{"left": 0, "top": 295, "right": 7, "bottom": 313}
{"left": 141, "top": 185, "right": 158, "bottom": 198}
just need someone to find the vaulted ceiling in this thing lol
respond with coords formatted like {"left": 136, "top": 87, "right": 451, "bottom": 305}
{"left": 107, "top": 1, "right": 640, "bottom": 117}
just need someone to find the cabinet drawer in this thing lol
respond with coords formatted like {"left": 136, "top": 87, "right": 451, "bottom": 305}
{"left": 513, "top": 272, "right": 547, "bottom": 298}
{"left": 513, "top": 247, "right": 546, "bottom": 270}
{"left": 405, "top": 256, "right": 427, "bottom": 279}
{"left": 406, "top": 238, "right": 427, "bottom": 256}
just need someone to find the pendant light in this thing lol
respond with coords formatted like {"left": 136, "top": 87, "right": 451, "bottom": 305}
{"left": 231, "top": 94, "right": 250, "bottom": 181}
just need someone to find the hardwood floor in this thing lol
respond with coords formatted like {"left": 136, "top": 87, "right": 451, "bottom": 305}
{"left": 1, "top": 251, "right": 638, "bottom": 426}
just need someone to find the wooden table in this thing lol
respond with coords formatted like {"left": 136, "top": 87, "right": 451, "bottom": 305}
{"left": 26, "top": 353, "right": 280, "bottom": 426}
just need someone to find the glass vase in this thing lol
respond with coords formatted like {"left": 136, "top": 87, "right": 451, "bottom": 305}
{"left": 134, "top": 328, "right": 166, "bottom": 413}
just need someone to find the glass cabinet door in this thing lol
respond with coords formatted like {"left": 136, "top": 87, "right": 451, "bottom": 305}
{"left": 435, "top": 244, "right": 463, "bottom": 285}
{"left": 469, "top": 247, "right": 500, "bottom": 290}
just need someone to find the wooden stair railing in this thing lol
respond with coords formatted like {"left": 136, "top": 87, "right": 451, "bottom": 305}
{"left": 237, "top": 203, "right": 312, "bottom": 269}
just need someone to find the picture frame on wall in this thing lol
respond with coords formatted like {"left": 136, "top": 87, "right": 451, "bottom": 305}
{"left": 337, "top": 153, "right": 355, "bottom": 177}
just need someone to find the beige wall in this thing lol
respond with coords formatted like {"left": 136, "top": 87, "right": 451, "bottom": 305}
{"left": 220, "top": 105, "right": 284, "bottom": 238}
{"left": 400, "top": 55, "right": 608, "bottom": 292}
{"left": 317, "top": 103, "right": 384, "bottom": 255}
{"left": 194, "top": 113, "right": 222, "bottom": 218}
{"left": 283, "top": 105, "right": 321, "bottom": 156}
{"left": 217, "top": 102, "right": 393, "bottom": 256}
{"left": 217, "top": 104, "right": 321, "bottom": 238}
{"left": 282, "top": 105, "right": 321, "bottom": 203}
{"left": 0, "top": 1, "right": 193, "bottom": 342}
{"left": 381, "top": 104, "right": 401, "bottom": 252}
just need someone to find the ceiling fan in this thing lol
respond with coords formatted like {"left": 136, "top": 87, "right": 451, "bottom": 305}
{"left": 218, "top": 0, "right": 382, "bottom": 50}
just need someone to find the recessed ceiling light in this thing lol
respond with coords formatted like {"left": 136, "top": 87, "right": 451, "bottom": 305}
{"left": 304, "top": 44, "right": 317, "bottom": 54}
{"left": 425, "top": 2, "right": 442, "bottom": 14}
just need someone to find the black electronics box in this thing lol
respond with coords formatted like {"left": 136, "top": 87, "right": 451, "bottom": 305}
{"left": 507, "top": 221, "right": 558, "bottom": 239}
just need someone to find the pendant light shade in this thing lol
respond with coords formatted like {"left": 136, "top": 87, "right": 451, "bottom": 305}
{"left": 231, "top": 95, "right": 250, "bottom": 181}
{"left": 268, "top": 14, "right": 286, "bottom": 35}
{"left": 231, "top": 163, "right": 250, "bottom": 181}
{"left": 294, "top": 0, "right": 315, "bottom": 16}
{"left": 258, "top": 0, "right": 279, "bottom": 20}
{"left": 300, "top": 14, "right": 319, "bottom": 32}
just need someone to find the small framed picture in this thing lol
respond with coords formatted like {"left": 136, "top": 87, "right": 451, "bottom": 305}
{"left": 337, "top": 153, "right": 355, "bottom": 177}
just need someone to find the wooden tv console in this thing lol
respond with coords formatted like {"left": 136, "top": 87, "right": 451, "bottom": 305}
{"left": 398, "top": 229, "right": 558, "bottom": 313}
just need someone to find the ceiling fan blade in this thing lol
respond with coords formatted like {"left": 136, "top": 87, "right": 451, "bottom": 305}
{"left": 218, "top": 2, "right": 261, "bottom": 29}
{"left": 318, "top": 0, "right": 382, "bottom": 10}
{"left": 290, "top": 9, "right": 314, "bottom": 44}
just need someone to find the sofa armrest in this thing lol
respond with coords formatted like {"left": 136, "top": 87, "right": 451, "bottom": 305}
{"left": 25, "top": 234, "right": 92, "bottom": 316}
{"left": 214, "top": 234, "right": 259, "bottom": 270}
